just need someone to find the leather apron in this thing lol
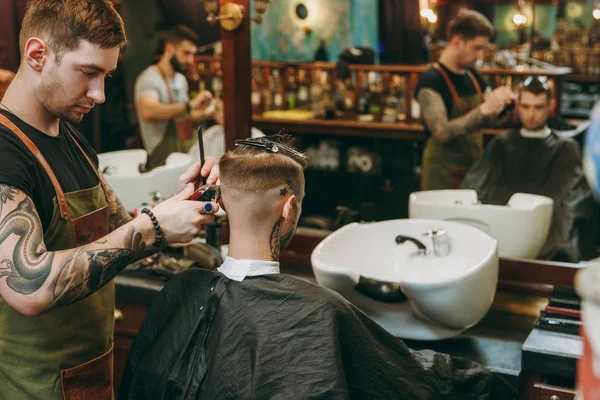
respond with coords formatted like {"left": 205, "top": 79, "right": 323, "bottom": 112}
{"left": 145, "top": 67, "right": 194, "bottom": 171}
{"left": 0, "top": 114, "right": 115, "bottom": 400}
{"left": 420, "top": 62, "right": 484, "bottom": 190}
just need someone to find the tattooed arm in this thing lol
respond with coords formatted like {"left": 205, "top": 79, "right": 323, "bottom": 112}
{"left": 103, "top": 177, "right": 132, "bottom": 232}
{"left": 0, "top": 184, "right": 216, "bottom": 317}
{"left": 418, "top": 88, "right": 488, "bottom": 143}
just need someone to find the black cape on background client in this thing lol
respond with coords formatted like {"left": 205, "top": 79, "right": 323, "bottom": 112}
{"left": 462, "top": 130, "right": 598, "bottom": 262}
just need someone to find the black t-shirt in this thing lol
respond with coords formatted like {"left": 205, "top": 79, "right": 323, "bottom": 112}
{"left": 415, "top": 63, "right": 489, "bottom": 119}
{"left": 0, "top": 109, "right": 100, "bottom": 234}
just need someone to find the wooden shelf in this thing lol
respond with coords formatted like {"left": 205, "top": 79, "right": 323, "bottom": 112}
{"left": 566, "top": 75, "right": 600, "bottom": 84}
{"left": 253, "top": 116, "right": 510, "bottom": 140}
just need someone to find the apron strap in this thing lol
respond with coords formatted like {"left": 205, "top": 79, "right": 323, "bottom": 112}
{"left": 64, "top": 126, "right": 111, "bottom": 203}
{"left": 0, "top": 114, "right": 71, "bottom": 220}
{"left": 432, "top": 62, "right": 483, "bottom": 114}
{"left": 157, "top": 65, "right": 176, "bottom": 105}
{"left": 465, "top": 69, "right": 483, "bottom": 97}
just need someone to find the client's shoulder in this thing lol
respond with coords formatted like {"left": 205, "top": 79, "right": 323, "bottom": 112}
{"left": 161, "top": 268, "right": 222, "bottom": 298}
{"left": 271, "top": 274, "right": 354, "bottom": 307}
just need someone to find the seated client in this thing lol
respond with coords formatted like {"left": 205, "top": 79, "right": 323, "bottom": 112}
{"left": 119, "top": 135, "right": 513, "bottom": 399}
{"left": 462, "top": 76, "right": 598, "bottom": 262}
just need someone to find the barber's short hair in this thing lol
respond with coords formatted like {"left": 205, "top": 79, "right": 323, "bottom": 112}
{"left": 518, "top": 76, "right": 553, "bottom": 103}
{"left": 219, "top": 134, "right": 307, "bottom": 201}
{"left": 165, "top": 25, "right": 199, "bottom": 46}
{"left": 447, "top": 9, "right": 494, "bottom": 40}
{"left": 20, "top": 0, "right": 127, "bottom": 62}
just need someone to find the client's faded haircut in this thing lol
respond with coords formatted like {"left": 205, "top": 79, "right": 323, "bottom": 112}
{"left": 219, "top": 134, "right": 307, "bottom": 200}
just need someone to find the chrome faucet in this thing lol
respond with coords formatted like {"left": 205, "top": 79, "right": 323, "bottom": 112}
{"left": 423, "top": 229, "right": 451, "bottom": 257}
{"left": 395, "top": 229, "right": 451, "bottom": 257}
{"left": 395, "top": 235, "right": 427, "bottom": 255}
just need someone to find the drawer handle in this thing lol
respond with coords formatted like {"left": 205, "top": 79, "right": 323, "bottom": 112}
{"left": 114, "top": 308, "right": 124, "bottom": 321}
{"left": 550, "top": 395, "right": 561, "bottom": 400}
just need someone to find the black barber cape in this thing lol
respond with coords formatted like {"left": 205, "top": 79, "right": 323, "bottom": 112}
{"left": 461, "top": 130, "right": 598, "bottom": 262}
{"left": 118, "top": 269, "right": 514, "bottom": 400}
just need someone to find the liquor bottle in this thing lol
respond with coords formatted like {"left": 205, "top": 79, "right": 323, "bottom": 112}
{"left": 368, "top": 71, "right": 382, "bottom": 121}
{"left": 382, "top": 74, "right": 398, "bottom": 123}
{"left": 297, "top": 68, "right": 310, "bottom": 108}
{"left": 251, "top": 68, "right": 263, "bottom": 115}
{"left": 310, "top": 68, "right": 325, "bottom": 118}
{"left": 321, "top": 71, "right": 336, "bottom": 119}
{"left": 286, "top": 68, "right": 298, "bottom": 110}
{"left": 357, "top": 71, "right": 372, "bottom": 122}
{"left": 272, "top": 69, "right": 285, "bottom": 111}
{"left": 262, "top": 74, "right": 274, "bottom": 112}
{"left": 344, "top": 72, "right": 358, "bottom": 118}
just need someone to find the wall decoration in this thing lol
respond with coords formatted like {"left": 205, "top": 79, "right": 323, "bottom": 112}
{"left": 251, "top": 0, "right": 378, "bottom": 62}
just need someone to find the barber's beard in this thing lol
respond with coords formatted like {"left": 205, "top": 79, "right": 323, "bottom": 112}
{"left": 170, "top": 57, "right": 186, "bottom": 74}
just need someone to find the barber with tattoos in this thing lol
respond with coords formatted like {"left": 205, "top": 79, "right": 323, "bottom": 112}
{"left": 416, "top": 10, "right": 513, "bottom": 190}
{"left": 0, "top": 1, "right": 219, "bottom": 399}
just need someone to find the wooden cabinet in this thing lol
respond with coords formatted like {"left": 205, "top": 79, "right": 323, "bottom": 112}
{"left": 113, "top": 302, "right": 150, "bottom": 394}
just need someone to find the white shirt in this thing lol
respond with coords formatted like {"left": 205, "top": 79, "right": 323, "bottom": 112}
{"left": 520, "top": 126, "right": 552, "bottom": 139}
{"left": 217, "top": 256, "right": 280, "bottom": 282}
{"left": 134, "top": 66, "right": 190, "bottom": 155}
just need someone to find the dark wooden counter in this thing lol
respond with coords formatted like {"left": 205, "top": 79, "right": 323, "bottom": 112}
{"left": 253, "top": 116, "right": 511, "bottom": 141}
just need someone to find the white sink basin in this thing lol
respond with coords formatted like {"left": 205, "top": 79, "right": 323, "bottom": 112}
{"left": 98, "top": 150, "right": 192, "bottom": 212}
{"left": 311, "top": 219, "right": 498, "bottom": 335}
{"left": 409, "top": 189, "right": 553, "bottom": 259}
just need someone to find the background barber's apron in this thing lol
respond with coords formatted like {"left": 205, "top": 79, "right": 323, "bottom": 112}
{"left": 420, "top": 63, "right": 484, "bottom": 190}
{"left": 0, "top": 115, "right": 115, "bottom": 400}
{"left": 145, "top": 121, "right": 194, "bottom": 171}
{"left": 145, "top": 67, "right": 195, "bottom": 171}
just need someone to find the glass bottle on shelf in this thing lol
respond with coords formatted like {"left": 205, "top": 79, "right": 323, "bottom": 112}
{"left": 251, "top": 68, "right": 263, "bottom": 115}
{"left": 394, "top": 74, "right": 407, "bottom": 121}
{"left": 332, "top": 79, "right": 346, "bottom": 118}
{"left": 344, "top": 71, "right": 358, "bottom": 119}
{"left": 310, "top": 68, "right": 325, "bottom": 119}
{"left": 286, "top": 68, "right": 298, "bottom": 110}
{"left": 357, "top": 70, "right": 372, "bottom": 122}
{"left": 297, "top": 68, "right": 310, "bottom": 108}
{"left": 368, "top": 71, "right": 382, "bottom": 121}
{"left": 272, "top": 69, "right": 285, "bottom": 111}
{"left": 262, "top": 74, "right": 274, "bottom": 112}
{"left": 211, "top": 61, "right": 223, "bottom": 99}
{"left": 321, "top": 70, "right": 336, "bottom": 119}
{"left": 382, "top": 74, "right": 398, "bottom": 123}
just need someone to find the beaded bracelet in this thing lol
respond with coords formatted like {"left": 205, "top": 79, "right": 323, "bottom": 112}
{"left": 141, "top": 208, "right": 164, "bottom": 248}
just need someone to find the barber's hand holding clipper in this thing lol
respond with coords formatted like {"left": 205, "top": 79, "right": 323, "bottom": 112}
{"left": 480, "top": 85, "right": 514, "bottom": 117}
{"left": 145, "top": 158, "right": 220, "bottom": 245}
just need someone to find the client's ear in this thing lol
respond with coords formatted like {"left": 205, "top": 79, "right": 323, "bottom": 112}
{"left": 281, "top": 195, "right": 297, "bottom": 221}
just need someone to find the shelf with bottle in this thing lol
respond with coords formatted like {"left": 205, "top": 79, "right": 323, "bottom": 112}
{"left": 189, "top": 55, "right": 568, "bottom": 139}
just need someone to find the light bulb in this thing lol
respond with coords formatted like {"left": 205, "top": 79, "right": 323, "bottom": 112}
{"left": 512, "top": 13, "right": 527, "bottom": 26}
